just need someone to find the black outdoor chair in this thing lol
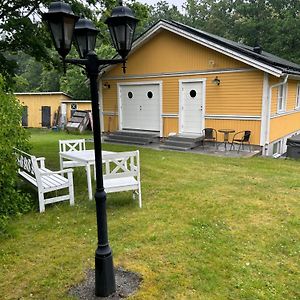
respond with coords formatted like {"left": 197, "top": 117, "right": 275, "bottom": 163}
{"left": 202, "top": 128, "right": 218, "bottom": 148}
{"left": 230, "top": 130, "right": 251, "bottom": 152}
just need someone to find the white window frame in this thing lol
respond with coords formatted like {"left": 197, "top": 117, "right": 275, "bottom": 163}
{"left": 296, "top": 84, "right": 300, "bottom": 109}
{"left": 272, "top": 140, "right": 282, "bottom": 157}
{"left": 277, "top": 84, "right": 287, "bottom": 113}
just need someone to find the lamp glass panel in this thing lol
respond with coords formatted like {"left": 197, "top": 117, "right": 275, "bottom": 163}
{"left": 49, "top": 21, "right": 63, "bottom": 50}
{"left": 126, "top": 23, "right": 134, "bottom": 49}
{"left": 87, "top": 33, "right": 97, "bottom": 52}
{"left": 63, "top": 16, "right": 75, "bottom": 50}
{"left": 75, "top": 33, "right": 87, "bottom": 58}
{"left": 108, "top": 27, "right": 118, "bottom": 50}
{"left": 113, "top": 24, "right": 126, "bottom": 51}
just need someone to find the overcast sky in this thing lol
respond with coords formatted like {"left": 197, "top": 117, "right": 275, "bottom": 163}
{"left": 137, "top": 0, "right": 186, "bottom": 11}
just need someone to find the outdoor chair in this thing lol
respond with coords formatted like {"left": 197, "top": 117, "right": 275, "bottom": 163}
{"left": 59, "top": 139, "right": 87, "bottom": 169}
{"left": 230, "top": 130, "right": 251, "bottom": 152}
{"left": 202, "top": 128, "right": 218, "bottom": 148}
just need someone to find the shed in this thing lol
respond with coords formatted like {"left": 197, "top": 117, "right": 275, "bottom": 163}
{"left": 100, "top": 20, "right": 300, "bottom": 156}
{"left": 15, "top": 92, "right": 91, "bottom": 128}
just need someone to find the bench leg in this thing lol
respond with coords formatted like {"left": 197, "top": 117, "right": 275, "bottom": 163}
{"left": 68, "top": 172, "right": 75, "bottom": 206}
{"left": 38, "top": 191, "right": 45, "bottom": 213}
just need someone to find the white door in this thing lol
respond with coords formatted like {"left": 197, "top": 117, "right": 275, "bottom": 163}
{"left": 180, "top": 81, "right": 205, "bottom": 134}
{"left": 120, "top": 83, "right": 160, "bottom": 131}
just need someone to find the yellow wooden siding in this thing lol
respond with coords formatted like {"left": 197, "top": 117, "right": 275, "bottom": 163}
{"left": 270, "top": 78, "right": 300, "bottom": 114}
{"left": 269, "top": 112, "right": 300, "bottom": 142}
{"left": 65, "top": 102, "right": 92, "bottom": 120}
{"left": 103, "top": 115, "right": 118, "bottom": 132}
{"left": 205, "top": 119, "right": 261, "bottom": 145}
{"left": 163, "top": 117, "right": 178, "bottom": 137}
{"left": 103, "top": 70, "right": 263, "bottom": 115}
{"left": 107, "top": 30, "right": 248, "bottom": 77}
{"left": 16, "top": 94, "right": 70, "bottom": 128}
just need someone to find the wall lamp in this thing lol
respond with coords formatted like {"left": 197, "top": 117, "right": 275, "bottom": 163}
{"left": 212, "top": 76, "right": 221, "bottom": 86}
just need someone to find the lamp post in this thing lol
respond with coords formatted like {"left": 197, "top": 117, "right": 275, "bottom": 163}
{"left": 43, "top": 1, "right": 138, "bottom": 297}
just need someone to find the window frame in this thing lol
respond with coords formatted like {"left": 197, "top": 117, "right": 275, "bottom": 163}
{"left": 296, "top": 84, "right": 300, "bottom": 109}
{"left": 277, "top": 84, "right": 287, "bottom": 113}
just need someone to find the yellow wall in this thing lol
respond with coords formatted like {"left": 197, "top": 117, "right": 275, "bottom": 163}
{"left": 65, "top": 102, "right": 91, "bottom": 120}
{"left": 16, "top": 94, "right": 71, "bottom": 128}
{"left": 102, "top": 29, "right": 265, "bottom": 143}
{"left": 107, "top": 30, "right": 247, "bottom": 76}
{"left": 269, "top": 77, "right": 300, "bottom": 142}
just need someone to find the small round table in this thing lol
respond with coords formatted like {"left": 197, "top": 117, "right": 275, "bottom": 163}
{"left": 218, "top": 129, "right": 235, "bottom": 150}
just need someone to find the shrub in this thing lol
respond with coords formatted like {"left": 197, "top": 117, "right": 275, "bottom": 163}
{"left": 0, "top": 76, "right": 31, "bottom": 235}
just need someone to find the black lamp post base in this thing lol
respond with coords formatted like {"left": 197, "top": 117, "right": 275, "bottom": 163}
{"left": 95, "top": 252, "right": 116, "bottom": 297}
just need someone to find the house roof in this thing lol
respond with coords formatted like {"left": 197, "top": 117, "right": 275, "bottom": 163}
{"left": 104, "top": 19, "right": 300, "bottom": 78}
{"left": 14, "top": 92, "right": 72, "bottom": 98}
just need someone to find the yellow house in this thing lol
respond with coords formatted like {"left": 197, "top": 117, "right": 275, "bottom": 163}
{"left": 15, "top": 92, "right": 91, "bottom": 128}
{"left": 100, "top": 20, "right": 300, "bottom": 156}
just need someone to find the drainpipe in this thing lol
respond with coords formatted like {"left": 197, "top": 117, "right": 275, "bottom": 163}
{"left": 262, "top": 74, "right": 289, "bottom": 156}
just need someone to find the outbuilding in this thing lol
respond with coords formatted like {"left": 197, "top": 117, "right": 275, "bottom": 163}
{"left": 100, "top": 20, "right": 300, "bottom": 156}
{"left": 15, "top": 92, "right": 91, "bottom": 128}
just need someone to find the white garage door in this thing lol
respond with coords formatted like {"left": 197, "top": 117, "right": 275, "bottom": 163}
{"left": 120, "top": 83, "right": 160, "bottom": 131}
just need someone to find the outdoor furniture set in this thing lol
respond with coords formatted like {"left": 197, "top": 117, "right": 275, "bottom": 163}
{"left": 202, "top": 128, "right": 251, "bottom": 152}
{"left": 15, "top": 140, "right": 142, "bottom": 213}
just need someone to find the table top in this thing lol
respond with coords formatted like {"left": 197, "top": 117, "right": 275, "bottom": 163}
{"left": 218, "top": 129, "right": 235, "bottom": 134}
{"left": 59, "top": 150, "right": 114, "bottom": 163}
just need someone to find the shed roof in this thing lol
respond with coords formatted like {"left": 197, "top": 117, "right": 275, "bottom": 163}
{"left": 14, "top": 92, "right": 72, "bottom": 98}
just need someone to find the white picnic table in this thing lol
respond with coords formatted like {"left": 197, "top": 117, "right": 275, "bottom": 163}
{"left": 59, "top": 149, "right": 114, "bottom": 200}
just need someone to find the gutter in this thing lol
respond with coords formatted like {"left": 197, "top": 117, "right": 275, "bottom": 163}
{"left": 262, "top": 74, "right": 289, "bottom": 155}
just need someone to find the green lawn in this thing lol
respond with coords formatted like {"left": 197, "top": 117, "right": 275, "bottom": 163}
{"left": 0, "top": 130, "right": 299, "bottom": 299}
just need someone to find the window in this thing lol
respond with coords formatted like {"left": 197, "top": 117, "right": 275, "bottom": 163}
{"left": 147, "top": 91, "right": 153, "bottom": 99}
{"left": 190, "top": 90, "right": 197, "bottom": 98}
{"left": 277, "top": 85, "right": 287, "bottom": 113}
{"left": 272, "top": 140, "right": 282, "bottom": 156}
{"left": 296, "top": 84, "right": 300, "bottom": 108}
{"left": 128, "top": 92, "right": 133, "bottom": 99}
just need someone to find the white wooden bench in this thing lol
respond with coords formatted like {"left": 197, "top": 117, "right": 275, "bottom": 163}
{"left": 102, "top": 150, "right": 142, "bottom": 208}
{"left": 15, "top": 148, "right": 75, "bottom": 213}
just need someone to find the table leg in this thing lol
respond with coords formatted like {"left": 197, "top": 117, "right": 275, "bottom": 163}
{"left": 86, "top": 163, "right": 93, "bottom": 200}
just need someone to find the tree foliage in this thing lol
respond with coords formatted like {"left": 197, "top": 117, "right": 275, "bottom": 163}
{"left": 0, "top": 76, "right": 31, "bottom": 235}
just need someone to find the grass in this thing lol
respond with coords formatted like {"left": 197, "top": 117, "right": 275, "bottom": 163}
{"left": 0, "top": 129, "right": 299, "bottom": 299}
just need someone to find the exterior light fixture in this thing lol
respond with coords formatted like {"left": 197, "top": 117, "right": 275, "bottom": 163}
{"left": 43, "top": 1, "right": 138, "bottom": 297}
{"left": 73, "top": 17, "right": 99, "bottom": 59}
{"left": 212, "top": 76, "right": 221, "bottom": 86}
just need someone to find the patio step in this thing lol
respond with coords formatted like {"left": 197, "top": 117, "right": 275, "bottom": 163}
{"left": 160, "top": 134, "right": 204, "bottom": 151}
{"left": 104, "top": 130, "right": 159, "bottom": 145}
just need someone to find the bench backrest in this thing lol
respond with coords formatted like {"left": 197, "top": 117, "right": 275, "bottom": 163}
{"left": 15, "top": 148, "right": 41, "bottom": 186}
{"left": 59, "top": 139, "right": 86, "bottom": 153}
{"left": 102, "top": 151, "right": 140, "bottom": 180}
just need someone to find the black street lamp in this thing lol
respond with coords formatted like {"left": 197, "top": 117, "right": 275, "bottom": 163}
{"left": 43, "top": 1, "right": 138, "bottom": 297}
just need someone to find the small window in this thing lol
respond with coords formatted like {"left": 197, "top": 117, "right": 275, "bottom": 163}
{"left": 277, "top": 85, "right": 287, "bottom": 113}
{"left": 147, "top": 91, "right": 153, "bottom": 99}
{"left": 273, "top": 140, "right": 282, "bottom": 156}
{"left": 128, "top": 92, "right": 133, "bottom": 99}
{"left": 296, "top": 84, "right": 300, "bottom": 108}
{"left": 190, "top": 90, "right": 197, "bottom": 98}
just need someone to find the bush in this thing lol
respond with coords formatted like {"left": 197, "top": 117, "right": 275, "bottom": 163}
{"left": 0, "top": 76, "right": 31, "bottom": 235}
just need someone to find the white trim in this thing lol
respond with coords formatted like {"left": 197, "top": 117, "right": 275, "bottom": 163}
{"left": 295, "top": 84, "right": 300, "bottom": 109}
{"left": 99, "top": 79, "right": 104, "bottom": 133}
{"left": 162, "top": 113, "right": 178, "bottom": 118}
{"left": 103, "top": 111, "right": 118, "bottom": 116}
{"left": 270, "top": 108, "right": 300, "bottom": 118}
{"left": 260, "top": 73, "right": 270, "bottom": 146}
{"left": 205, "top": 114, "right": 261, "bottom": 120}
{"left": 117, "top": 81, "right": 163, "bottom": 136}
{"left": 263, "top": 75, "right": 289, "bottom": 155}
{"left": 61, "top": 100, "right": 91, "bottom": 103}
{"left": 179, "top": 78, "right": 206, "bottom": 134}
{"left": 103, "top": 68, "right": 255, "bottom": 80}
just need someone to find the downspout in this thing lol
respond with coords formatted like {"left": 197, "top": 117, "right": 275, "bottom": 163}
{"left": 262, "top": 74, "right": 288, "bottom": 155}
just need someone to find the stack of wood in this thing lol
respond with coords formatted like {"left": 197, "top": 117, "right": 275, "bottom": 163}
{"left": 66, "top": 110, "right": 92, "bottom": 132}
